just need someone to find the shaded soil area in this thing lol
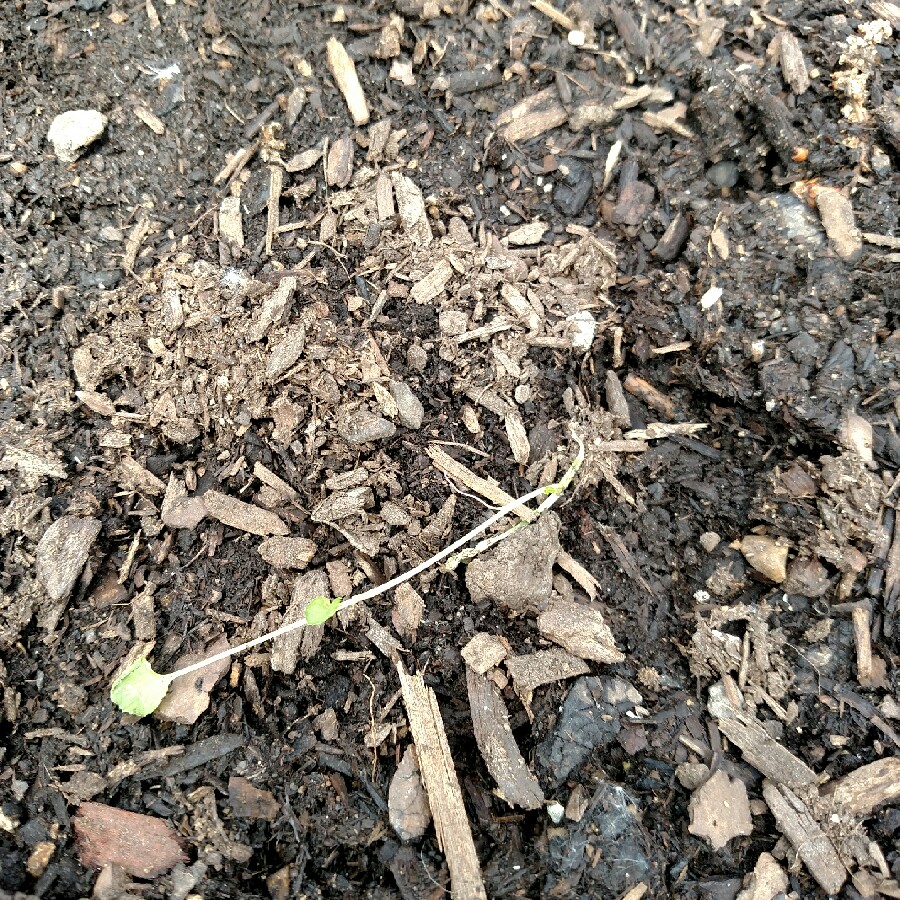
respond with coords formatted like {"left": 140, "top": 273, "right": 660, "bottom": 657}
{"left": 1, "top": 0, "right": 899, "bottom": 898}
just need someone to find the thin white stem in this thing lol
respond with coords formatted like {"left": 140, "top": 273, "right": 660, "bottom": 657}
{"left": 167, "top": 436, "right": 584, "bottom": 682}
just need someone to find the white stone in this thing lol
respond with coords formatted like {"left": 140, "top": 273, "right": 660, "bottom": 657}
{"left": 47, "top": 110, "right": 108, "bottom": 163}
{"left": 567, "top": 311, "right": 596, "bottom": 351}
{"left": 547, "top": 801, "right": 565, "bottom": 824}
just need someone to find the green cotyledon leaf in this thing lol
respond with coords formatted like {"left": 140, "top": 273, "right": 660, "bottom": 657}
{"left": 305, "top": 596, "right": 342, "bottom": 626}
{"left": 110, "top": 656, "right": 172, "bottom": 717}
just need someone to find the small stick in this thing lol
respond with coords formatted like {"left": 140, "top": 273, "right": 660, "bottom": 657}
{"left": 851, "top": 604, "right": 873, "bottom": 681}
{"left": 327, "top": 37, "right": 370, "bottom": 125}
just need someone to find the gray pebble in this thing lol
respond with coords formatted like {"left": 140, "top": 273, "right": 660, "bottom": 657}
{"left": 337, "top": 407, "right": 396, "bottom": 443}
{"left": 389, "top": 380, "right": 425, "bottom": 429}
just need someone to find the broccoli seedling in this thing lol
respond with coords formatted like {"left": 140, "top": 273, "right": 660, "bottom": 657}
{"left": 110, "top": 433, "right": 584, "bottom": 717}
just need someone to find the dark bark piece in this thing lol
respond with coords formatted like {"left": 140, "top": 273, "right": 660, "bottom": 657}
{"left": 228, "top": 776, "right": 280, "bottom": 820}
{"left": 74, "top": 803, "right": 186, "bottom": 878}
{"left": 153, "top": 733, "right": 244, "bottom": 778}
{"left": 653, "top": 212, "right": 690, "bottom": 261}
{"left": 611, "top": 6, "right": 652, "bottom": 62}
{"left": 271, "top": 569, "right": 331, "bottom": 672}
{"left": 466, "top": 666, "right": 544, "bottom": 810}
{"left": 440, "top": 65, "right": 502, "bottom": 95}
{"left": 613, "top": 158, "right": 654, "bottom": 226}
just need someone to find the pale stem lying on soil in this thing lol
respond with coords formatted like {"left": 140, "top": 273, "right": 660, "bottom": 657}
{"left": 110, "top": 434, "right": 584, "bottom": 713}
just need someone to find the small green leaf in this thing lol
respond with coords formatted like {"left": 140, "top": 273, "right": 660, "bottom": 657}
{"left": 110, "top": 657, "right": 172, "bottom": 717}
{"left": 305, "top": 595, "right": 342, "bottom": 626}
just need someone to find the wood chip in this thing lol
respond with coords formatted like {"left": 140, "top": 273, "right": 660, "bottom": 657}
{"left": 821, "top": 757, "right": 900, "bottom": 816}
{"left": 529, "top": 0, "right": 576, "bottom": 31}
{"left": 461, "top": 632, "right": 509, "bottom": 675}
{"left": 773, "top": 30, "right": 810, "bottom": 95}
{"left": 410, "top": 258, "right": 453, "bottom": 304}
{"left": 465, "top": 666, "right": 544, "bottom": 810}
{"left": 248, "top": 276, "right": 297, "bottom": 342}
{"left": 555, "top": 549, "right": 598, "bottom": 599}
{"left": 228, "top": 776, "right": 280, "bottom": 821}
{"left": 537, "top": 599, "right": 625, "bottom": 664}
{"left": 497, "top": 87, "right": 567, "bottom": 142}
{"left": 253, "top": 461, "right": 301, "bottom": 504}
{"left": 735, "top": 852, "right": 788, "bottom": 900}
{"left": 36, "top": 515, "right": 101, "bottom": 605}
{"left": 326, "top": 133, "right": 354, "bottom": 188}
{"left": 505, "top": 648, "right": 590, "bottom": 694}
{"left": 426, "top": 444, "right": 534, "bottom": 521}
{"left": 117, "top": 455, "right": 166, "bottom": 496}
{"left": 396, "top": 662, "right": 487, "bottom": 900}
{"left": 687, "top": 769, "right": 753, "bottom": 849}
{"left": 265, "top": 165, "right": 283, "bottom": 256}
{"left": 392, "top": 583, "right": 424, "bottom": 643}
{"left": 816, "top": 187, "right": 863, "bottom": 263}
{"left": 388, "top": 745, "right": 432, "bottom": 842}
{"left": 134, "top": 105, "right": 165, "bottom": 135}
{"left": 219, "top": 195, "right": 244, "bottom": 249}
{"left": 156, "top": 637, "right": 230, "bottom": 725}
{"left": 623, "top": 372, "right": 676, "bottom": 419}
{"left": 257, "top": 536, "right": 317, "bottom": 569}
{"left": 851, "top": 604, "right": 873, "bottom": 681}
{"left": 203, "top": 489, "right": 289, "bottom": 536}
{"left": 327, "top": 37, "right": 370, "bottom": 125}
{"left": 504, "top": 410, "right": 530, "bottom": 464}
{"left": 391, "top": 172, "right": 432, "bottom": 244}
{"left": 505, "top": 221, "right": 546, "bottom": 247}
{"left": 271, "top": 569, "right": 331, "bottom": 673}
{"left": 762, "top": 780, "right": 846, "bottom": 896}
{"left": 74, "top": 803, "right": 185, "bottom": 878}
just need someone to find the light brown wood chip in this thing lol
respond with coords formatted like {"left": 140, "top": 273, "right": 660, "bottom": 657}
{"left": 397, "top": 662, "right": 487, "bottom": 900}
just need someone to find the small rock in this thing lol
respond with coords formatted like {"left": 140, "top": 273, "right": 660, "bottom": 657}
{"left": 700, "top": 531, "right": 721, "bottom": 552}
{"left": 406, "top": 345, "right": 427, "bottom": 372}
{"left": 466, "top": 512, "right": 560, "bottom": 615}
{"left": 74, "top": 802, "right": 186, "bottom": 878}
{"left": 388, "top": 746, "right": 432, "bottom": 842}
{"left": 546, "top": 801, "right": 565, "bottom": 823}
{"left": 36, "top": 515, "right": 102, "bottom": 603}
{"left": 228, "top": 777, "right": 280, "bottom": 821}
{"left": 337, "top": 407, "right": 396, "bottom": 443}
{"left": 26, "top": 841, "right": 55, "bottom": 878}
{"left": 676, "top": 762, "right": 710, "bottom": 791}
{"left": 706, "top": 160, "right": 739, "bottom": 188}
{"left": 48, "top": 109, "right": 108, "bottom": 163}
{"left": 688, "top": 770, "right": 753, "bottom": 850}
{"left": 389, "top": 380, "right": 425, "bottom": 429}
{"left": 736, "top": 535, "right": 789, "bottom": 582}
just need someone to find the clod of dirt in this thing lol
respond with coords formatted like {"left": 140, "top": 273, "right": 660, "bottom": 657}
{"left": 156, "top": 637, "right": 230, "bottom": 725}
{"left": 47, "top": 109, "right": 107, "bottom": 163}
{"left": 688, "top": 770, "right": 753, "bottom": 850}
{"left": 388, "top": 745, "right": 432, "bottom": 842}
{"left": 465, "top": 513, "right": 560, "bottom": 615}
{"left": 537, "top": 598, "right": 625, "bottom": 663}
{"left": 505, "top": 648, "right": 589, "bottom": 696}
{"left": 391, "top": 582, "right": 424, "bottom": 642}
{"left": 35, "top": 515, "right": 101, "bottom": 606}
{"left": 735, "top": 535, "right": 789, "bottom": 582}
{"left": 73, "top": 802, "right": 186, "bottom": 878}
{"left": 228, "top": 777, "right": 280, "bottom": 821}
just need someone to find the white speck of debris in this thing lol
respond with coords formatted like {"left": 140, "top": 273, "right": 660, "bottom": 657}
{"left": 499, "top": 205, "right": 511, "bottom": 216}
{"left": 693, "top": 589, "right": 710, "bottom": 603}
{"left": 547, "top": 802, "right": 565, "bottom": 824}
{"left": 749, "top": 339, "right": 766, "bottom": 361}
{"left": 219, "top": 267, "right": 247, "bottom": 291}
{"left": 145, "top": 62, "right": 181, "bottom": 81}
{"left": 568, "top": 29, "right": 586, "bottom": 46}
{"left": 544, "top": 183, "right": 553, "bottom": 193}
{"left": 567, "top": 311, "right": 596, "bottom": 351}
{"left": 765, "top": 399, "right": 778, "bottom": 412}
{"left": 699, "top": 286, "right": 723, "bottom": 309}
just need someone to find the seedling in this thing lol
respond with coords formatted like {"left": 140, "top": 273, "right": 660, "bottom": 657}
{"left": 110, "top": 434, "right": 584, "bottom": 717}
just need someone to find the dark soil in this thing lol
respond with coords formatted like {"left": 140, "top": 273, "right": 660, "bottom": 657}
{"left": 1, "top": 0, "right": 898, "bottom": 898}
